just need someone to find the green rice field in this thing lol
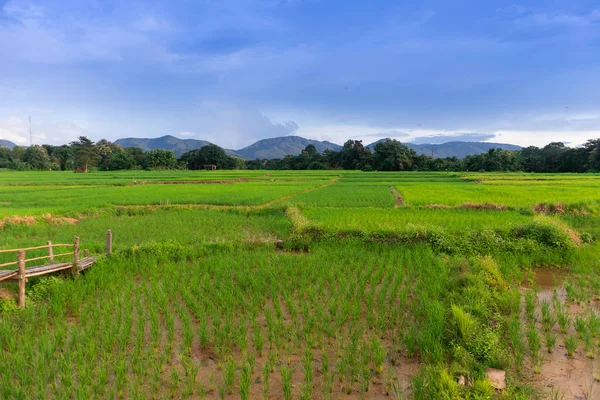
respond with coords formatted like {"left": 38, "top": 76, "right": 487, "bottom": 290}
{"left": 1, "top": 170, "right": 600, "bottom": 399}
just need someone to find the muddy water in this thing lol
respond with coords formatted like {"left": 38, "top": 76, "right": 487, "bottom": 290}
{"left": 523, "top": 268, "right": 599, "bottom": 399}
{"left": 526, "top": 268, "right": 570, "bottom": 303}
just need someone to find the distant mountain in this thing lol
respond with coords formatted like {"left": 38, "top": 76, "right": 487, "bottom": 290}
{"left": 366, "top": 140, "right": 521, "bottom": 159}
{"left": 235, "top": 136, "right": 342, "bottom": 159}
{"left": 113, "top": 135, "right": 521, "bottom": 160}
{"left": 0, "top": 140, "right": 16, "bottom": 149}
{"left": 114, "top": 135, "right": 240, "bottom": 158}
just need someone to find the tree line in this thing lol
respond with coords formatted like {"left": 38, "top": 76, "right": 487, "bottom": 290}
{"left": 248, "top": 138, "right": 600, "bottom": 173}
{"left": 0, "top": 137, "right": 243, "bottom": 172}
{"left": 1, "top": 136, "right": 599, "bottom": 172}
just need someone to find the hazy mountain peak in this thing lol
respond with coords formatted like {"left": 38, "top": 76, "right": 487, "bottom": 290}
{"left": 365, "top": 139, "right": 521, "bottom": 159}
{"left": 0, "top": 140, "right": 17, "bottom": 149}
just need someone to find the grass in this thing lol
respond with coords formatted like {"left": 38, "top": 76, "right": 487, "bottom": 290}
{"left": 0, "top": 169, "right": 599, "bottom": 398}
{"left": 283, "top": 183, "right": 397, "bottom": 208}
{"left": 0, "top": 181, "right": 327, "bottom": 217}
{"left": 302, "top": 206, "right": 532, "bottom": 232}
{"left": 397, "top": 177, "right": 600, "bottom": 209}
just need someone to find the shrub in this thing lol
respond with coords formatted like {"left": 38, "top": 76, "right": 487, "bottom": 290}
{"left": 451, "top": 304, "right": 477, "bottom": 341}
{"left": 413, "top": 366, "right": 460, "bottom": 400}
{"left": 467, "top": 329, "right": 499, "bottom": 362}
{"left": 27, "top": 276, "right": 64, "bottom": 302}
{"left": 0, "top": 298, "right": 19, "bottom": 314}
{"left": 511, "top": 217, "right": 578, "bottom": 250}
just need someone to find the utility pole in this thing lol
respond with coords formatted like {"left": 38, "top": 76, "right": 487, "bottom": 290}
{"left": 29, "top": 115, "right": 32, "bottom": 146}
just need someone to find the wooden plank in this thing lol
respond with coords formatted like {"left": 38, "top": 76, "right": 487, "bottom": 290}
{"left": 25, "top": 263, "right": 72, "bottom": 277}
{"left": 77, "top": 257, "right": 96, "bottom": 271}
{"left": 0, "top": 269, "right": 18, "bottom": 282}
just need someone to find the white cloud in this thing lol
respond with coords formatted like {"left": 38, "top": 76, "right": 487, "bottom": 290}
{"left": 513, "top": 8, "right": 600, "bottom": 28}
{"left": 173, "top": 102, "right": 299, "bottom": 148}
{"left": 132, "top": 15, "right": 170, "bottom": 32}
{"left": 410, "top": 133, "right": 496, "bottom": 145}
{"left": 493, "top": 130, "right": 597, "bottom": 148}
{"left": 0, "top": 116, "right": 89, "bottom": 145}
{"left": 0, "top": 116, "right": 29, "bottom": 145}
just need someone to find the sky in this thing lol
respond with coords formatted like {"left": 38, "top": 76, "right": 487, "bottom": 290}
{"left": 0, "top": 0, "right": 599, "bottom": 150}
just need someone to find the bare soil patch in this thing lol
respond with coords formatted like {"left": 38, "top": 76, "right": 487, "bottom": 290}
{"left": 0, "top": 215, "right": 36, "bottom": 229}
{"left": 389, "top": 186, "right": 403, "bottom": 207}
{"left": 525, "top": 269, "right": 599, "bottom": 399}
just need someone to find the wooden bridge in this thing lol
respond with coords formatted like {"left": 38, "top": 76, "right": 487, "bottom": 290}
{"left": 0, "top": 230, "right": 113, "bottom": 307}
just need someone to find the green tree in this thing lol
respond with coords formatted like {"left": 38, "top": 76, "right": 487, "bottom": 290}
{"left": 0, "top": 146, "right": 11, "bottom": 168}
{"left": 125, "top": 147, "right": 147, "bottom": 169}
{"left": 146, "top": 149, "right": 177, "bottom": 169}
{"left": 11, "top": 146, "right": 25, "bottom": 163}
{"left": 23, "top": 145, "right": 53, "bottom": 170}
{"left": 96, "top": 139, "right": 122, "bottom": 169}
{"left": 70, "top": 136, "right": 101, "bottom": 172}
{"left": 584, "top": 139, "right": 600, "bottom": 171}
{"left": 106, "top": 148, "right": 136, "bottom": 170}
{"left": 541, "top": 142, "right": 567, "bottom": 172}
{"left": 180, "top": 144, "right": 239, "bottom": 170}
{"left": 373, "top": 139, "right": 414, "bottom": 171}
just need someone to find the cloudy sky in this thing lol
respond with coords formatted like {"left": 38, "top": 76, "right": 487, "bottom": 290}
{"left": 0, "top": 0, "right": 599, "bottom": 149}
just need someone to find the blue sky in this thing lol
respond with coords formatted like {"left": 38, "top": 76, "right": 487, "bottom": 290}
{"left": 0, "top": 0, "right": 599, "bottom": 149}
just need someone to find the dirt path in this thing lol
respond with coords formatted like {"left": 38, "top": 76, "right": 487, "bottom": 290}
{"left": 389, "top": 186, "right": 403, "bottom": 208}
{"left": 260, "top": 178, "right": 339, "bottom": 208}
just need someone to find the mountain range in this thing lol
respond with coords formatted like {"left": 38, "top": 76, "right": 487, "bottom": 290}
{"left": 114, "top": 136, "right": 242, "bottom": 158}
{"left": 366, "top": 139, "right": 521, "bottom": 159}
{"left": 0, "top": 135, "right": 522, "bottom": 159}
{"left": 0, "top": 140, "right": 16, "bottom": 149}
{"left": 115, "top": 135, "right": 521, "bottom": 159}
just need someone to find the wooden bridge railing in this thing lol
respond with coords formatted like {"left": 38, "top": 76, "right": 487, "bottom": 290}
{"left": 0, "top": 230, "right": 113, "bottom": 308}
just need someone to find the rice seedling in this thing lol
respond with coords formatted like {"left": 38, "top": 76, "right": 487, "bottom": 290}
{"left": 525, "top": 291, "right": 536, "bottom": 322}
{"left": 280, "top": 362, "right": 294, "bottom": 400}
{"left": 239, "top": 362, "right": 252, "bottom": 400}
{"left": 224, "top": 358, "right": 236, "bottom": 394}
{"left": 261, "top": 359, "right": 270, "bottom": 400}
{"left": 588, "top": 311, "right": 600, "bottom": 338}
{"left": 565, "top": 335, "right": 578, "bottom": 357}
{"left": 575, "top": 315, "right": 589, "bottom": 339}
{"left": 585, "top": 330, "right": 597, "bottom": 359}
{"left": 541, "top": 301, "right": 558, "bottom": 332}
{"left": 556, "top": 303, "right": 572, "bottom": 334}
{"left": 545, "top": 331, "right": 558, "bottom": 353}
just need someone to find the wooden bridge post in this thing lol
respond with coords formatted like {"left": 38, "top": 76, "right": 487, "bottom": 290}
{"left": 84, "top": 249, "right": 89, "bottom": 257}
{"left": 47, "top": 241, "right": 54, "bottom": 263}
{"left": 106, "top": 230, "right": 113, "bottom": 256}
{"left": 17, "top": 250, "right": 26, "bottom": 308}
{"left": 72, "top": 237, "right": 80, "bottom": 275}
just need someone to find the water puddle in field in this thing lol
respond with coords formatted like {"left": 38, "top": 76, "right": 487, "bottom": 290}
{"left": 522, "top": 268, "right": 599, "bottom": 399}
{"left": 523, "top": 268, "right": 570, "bottom": 302}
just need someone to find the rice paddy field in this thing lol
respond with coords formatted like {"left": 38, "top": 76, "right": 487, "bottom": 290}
{"left": 1, "top": 170, "right": 600, "bottom": 399}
